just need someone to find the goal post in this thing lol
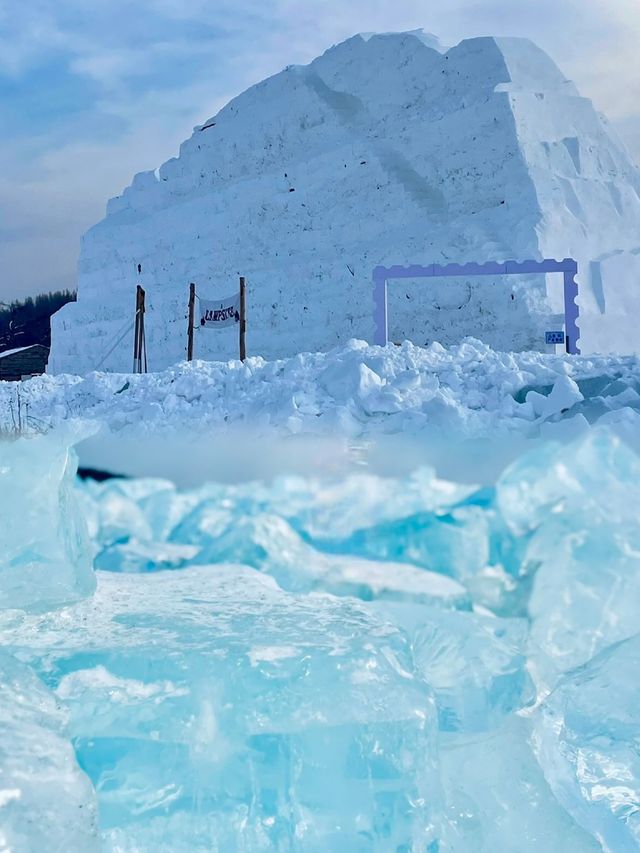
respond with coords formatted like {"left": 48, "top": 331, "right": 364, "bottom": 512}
{"left": 372, "top": 258, "right": 581, "bottom": 354}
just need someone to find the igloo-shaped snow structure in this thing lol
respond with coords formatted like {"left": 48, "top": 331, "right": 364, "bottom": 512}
{"left": 49, "top": 32, "right": 640, "bottom": 373}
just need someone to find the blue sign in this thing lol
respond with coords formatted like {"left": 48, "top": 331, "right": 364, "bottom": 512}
{"left": 545, "top": 331, "right": 565, "bottom": 345}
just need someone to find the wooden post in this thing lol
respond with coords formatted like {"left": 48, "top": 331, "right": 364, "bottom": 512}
{"left": 239, "top": 276, "right": 246, "bottom": 362}
{"left": 139, "top": 287, "right": 147, "bottom": 373}
{"left": 187, "top": 282, "right": 196, "bottom": 361}
{"left": 133, "top": 285, "right": 146, "bottom": 373}
{"left": 133, "top": 285, "right": 141, "bottom": 371}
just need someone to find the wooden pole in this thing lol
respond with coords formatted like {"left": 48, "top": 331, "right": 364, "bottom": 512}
{"left": 187, "top": 282, "right": 196, "bottom": 361}
{"left": 239, "top": 276, "right": 246, "bottom": 362}
{"left": 133, "top": 285, "right": 141, "bottom": 372}
{"left": 133, "top": 285, "right": 146, "bottom": 373}
{"left": 139, "top": 287, "right": 146, "bottom": 373}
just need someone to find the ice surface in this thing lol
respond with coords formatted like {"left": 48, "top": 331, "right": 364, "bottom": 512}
{"left": 440, "top": 717, "right": 601, "bottom": 852}
{"left": 2, "top": 567, "right": 440, "bottom": 850}
{"left": 0, "top": 429, "right": 96, "bottom": 611}
{"left": 534, "top": 635, "right": 640, "bottom": 851}
{"left": 366, "top": 599, "right": 535, "bottom": 736}
{"left": 0, "top": 650, "right": 99, "bottom": 851}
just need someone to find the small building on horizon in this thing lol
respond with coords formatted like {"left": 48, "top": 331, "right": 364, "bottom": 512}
{"left": 0, "top": 344, "right": 49, "bottom": 381}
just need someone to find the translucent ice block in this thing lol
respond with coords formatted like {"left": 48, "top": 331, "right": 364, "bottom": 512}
{"left": 1, "top": 566, "right": 440, "bottom": 850}
{"left": 315, "top": 505, "right": 490, "bottom": 583}
{"left": 0, "top": 429, "right": 96, "bottom": 611}
{"left": 497, "top": 431, "right": 640, "bottom": 676}
{"left": 534, "top": 634, "right": 640, "bottom": 851}
{"left": 440, "top": 716, "right": 601, "bottom": 852}
{"left": 371, "top": 604, "right": 535, "bottom": 732}
{"left": 0, "top": 650, "right": 99, "bottom": 851}
{"left": 528, "top": 514, "right": 640, "bottom": 675}
{"left": 497, "top": 430, "right": 640, "bottom": 536}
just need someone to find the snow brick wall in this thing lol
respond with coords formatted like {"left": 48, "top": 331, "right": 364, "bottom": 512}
{"left": 49, "top": 32, "right": 640, "bottom": 373}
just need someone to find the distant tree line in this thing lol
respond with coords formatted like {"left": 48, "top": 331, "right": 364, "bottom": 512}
{"left": 0, "top": 290, "right": 76, "bottom": 352}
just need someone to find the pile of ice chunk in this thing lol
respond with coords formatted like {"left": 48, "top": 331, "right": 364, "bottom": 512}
{"left": 1, "top": 425, "right": 640, "bottom": 850}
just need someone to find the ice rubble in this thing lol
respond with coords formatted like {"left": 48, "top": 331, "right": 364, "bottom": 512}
{"left": 76, "top": 427, "right": 640, "bottom": 848}
{"left": 1, "top": 426, "right": 640, "bottom": 849}
{"left": 48, "top": 31, "right": 640, "bottom": 374}
{"left": 4, "top": 340, "right": 640, "bottom": 451}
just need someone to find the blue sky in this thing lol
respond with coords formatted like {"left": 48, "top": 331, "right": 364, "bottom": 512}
{"left": 1, "top": 0, "right": 639, "bottom": 301}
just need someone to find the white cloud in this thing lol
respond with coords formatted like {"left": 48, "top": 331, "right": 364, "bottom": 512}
{"left": 1, "top": 0, "right": 639, "bottom": 299}
{"left": 0, "top": 65, "right": 238, "bottom": 299}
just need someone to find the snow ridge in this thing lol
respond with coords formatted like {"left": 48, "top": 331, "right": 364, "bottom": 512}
{"left": 9, "top": 340, "right": 640, "bottom": 448}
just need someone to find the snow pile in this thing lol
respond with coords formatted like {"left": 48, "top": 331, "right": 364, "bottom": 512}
{"left": 2, "top": 427, "right": 639, "bottom": 847}
{"left": 6, "top": 340, "right": 640, "bottom": 448}
{"left": 49, "top": 31, "right": 640, "bottom": 375}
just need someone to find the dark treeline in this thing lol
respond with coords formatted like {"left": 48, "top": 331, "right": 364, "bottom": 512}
{"left": 0, "top": 290, "right": 77, "bottom": 351}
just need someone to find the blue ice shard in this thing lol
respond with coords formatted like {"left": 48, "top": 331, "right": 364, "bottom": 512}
{"left": 0, "top": 650, "right": 99, "bottom": 850}
{"left": 372, "top": 603, "right": 535, "bottom": 732}
{"left": 534, "top": 634, "right": 640, "bottom": 851}
{"left": 440, "top": 717, "right": 601, "bottom": 851}
{"left": 0, "top": 430, "right": 96, "bottom": 611}
{"left": 497, "top": 431, "right": 640, "bottom": 677}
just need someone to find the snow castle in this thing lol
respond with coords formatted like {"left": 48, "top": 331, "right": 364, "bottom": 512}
{"left": 49, "top": 32, "right": 640, "bottom": 373}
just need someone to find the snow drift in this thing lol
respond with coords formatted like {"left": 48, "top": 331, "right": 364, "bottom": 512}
{"left": 48, "top": 31, "right": 640, "bottom": 375}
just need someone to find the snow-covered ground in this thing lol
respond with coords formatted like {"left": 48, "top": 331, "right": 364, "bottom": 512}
{"left": 6, "top": 339, "right": 640, "bottom": 441}
{"left": 5, "top": 339, "right": 640, "bottom": 485}
{"left": 49, "top": 31, "right": 640, "bottom": 374}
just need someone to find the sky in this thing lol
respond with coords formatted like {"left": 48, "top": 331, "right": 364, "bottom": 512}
{"left": 1, "top": 0, "right": 639, "bottom": 302}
